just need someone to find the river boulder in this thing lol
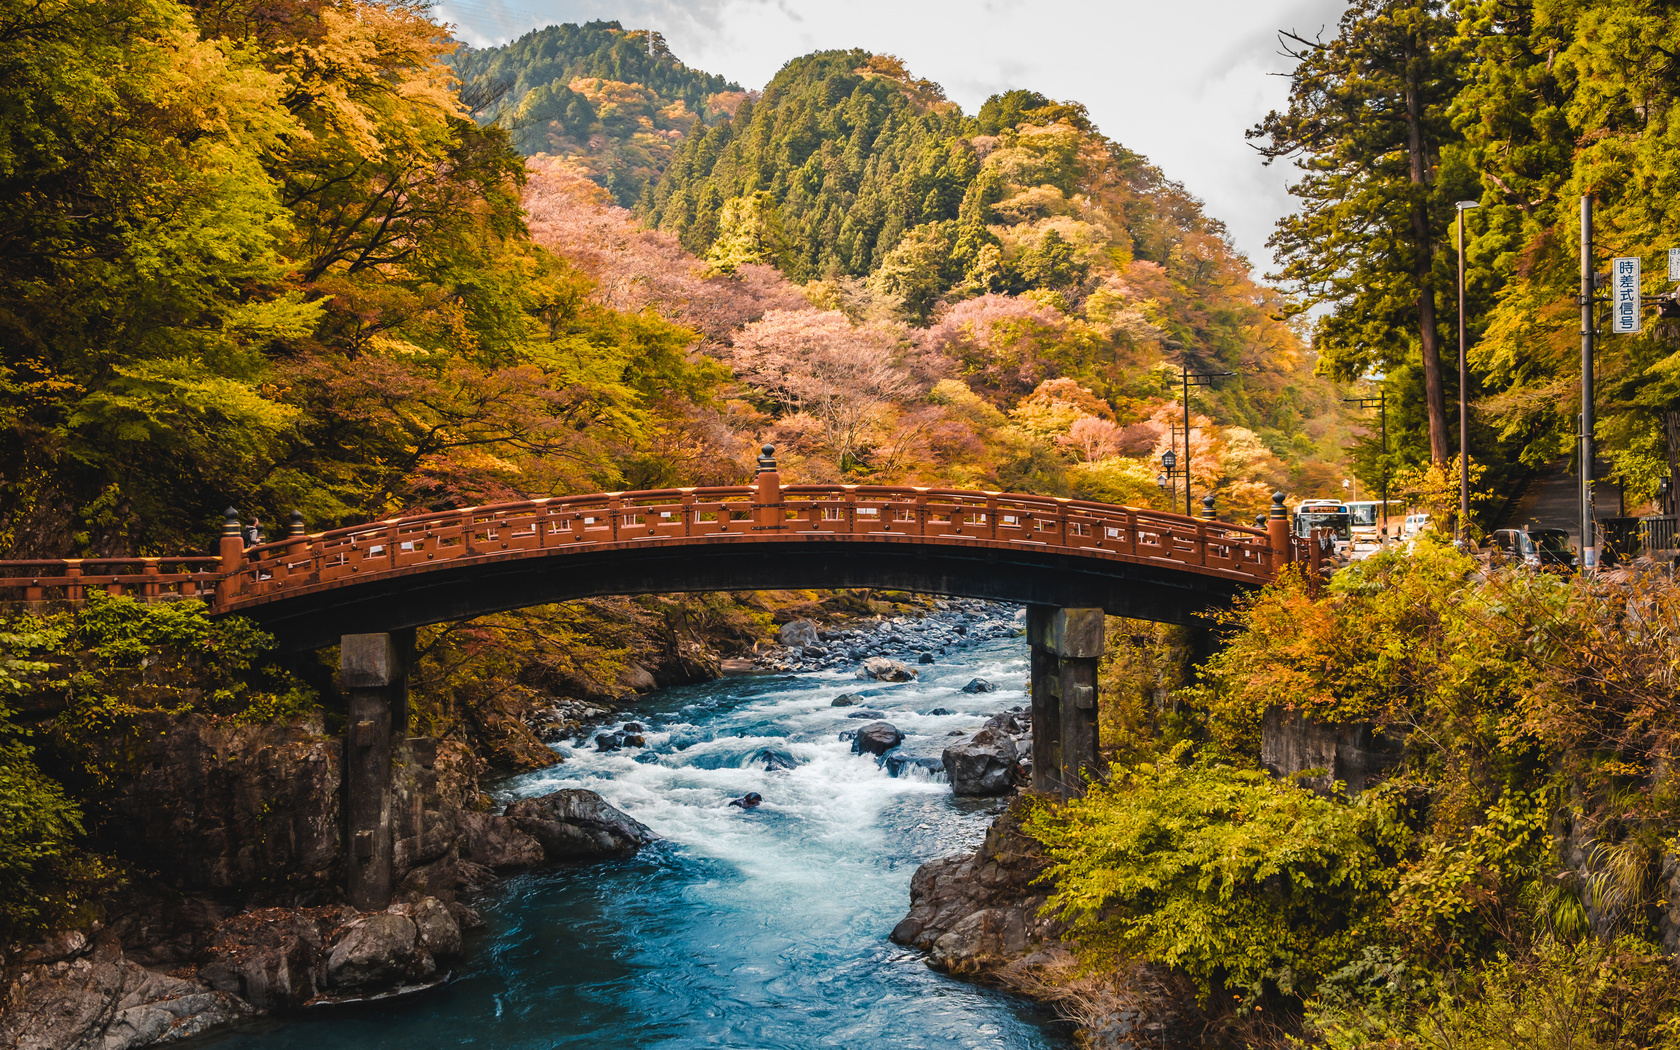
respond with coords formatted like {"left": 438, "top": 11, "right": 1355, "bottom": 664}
{"left": 942, "top": 728, "right": 1019, "bottom": 796}
{"left": 778, "top": 619, "right": 820, "bottom": 648}
{"left": 859, "top": 657, "right": 917, "bottom": 682}
{"left": 321, "top": 907, "right": 458, "bottom": 993}
{"left": 459, "top": 811, "right": 545, "bottom": 871}
{"left": 830, "top": 693, "right": 863, "bottom": 706}
{"left": 756, "top": 748, "right": 800, "bottom": 771}
{"left": 852, "top": 721, "right": 904, "bottom": 756}
{"left": 322, "top": 914, "right": 416, "bottom": 990}
{"left": 505, "top": 788, "right": 657, "bottom": 860}
{"left": 884, "top": 755, "right": 945, "bottom": 778}
{"left": 961, "top": 678, "right": 997, "bottom": 694}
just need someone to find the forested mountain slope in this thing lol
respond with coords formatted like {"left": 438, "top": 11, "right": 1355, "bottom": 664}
{"left": 639, "top": 51, "right": 1348, "bottom": 469}
{"left": 448, "top": 21, "right": 745, "bottom": 205}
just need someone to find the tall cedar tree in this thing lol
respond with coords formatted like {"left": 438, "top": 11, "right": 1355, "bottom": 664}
{"left": 1251, "top": 0, "right": 1465, "bottom": 466}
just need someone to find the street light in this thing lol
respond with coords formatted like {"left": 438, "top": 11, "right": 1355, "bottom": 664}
{"left": 1160, "top": 449, "right": 1187, "bottom": 512}
{"left": 1456, "top": 199, "right": 1481, "bottom": 545}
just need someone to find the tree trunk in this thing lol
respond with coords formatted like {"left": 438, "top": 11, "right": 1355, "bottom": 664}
{"left": 1405, "top": 54, "right": 1449, "bottom": 467}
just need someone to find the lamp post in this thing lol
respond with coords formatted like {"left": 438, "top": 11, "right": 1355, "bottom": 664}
{"left": 1160, "top": 449, "right": 1187, "bottom": 512}
{"left": 1456, "top": 199, "right": 1480, "bottom": 545}
{"left": 1579, "top": 195, "right": 1600, "bottom": 569}
{"left": 1343, "top": 390, "right": 1388, "bottom": 544}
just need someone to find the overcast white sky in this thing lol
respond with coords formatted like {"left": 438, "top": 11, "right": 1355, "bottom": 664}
{"left": 434, "top": 0, "right": 1349, "bottom": 273}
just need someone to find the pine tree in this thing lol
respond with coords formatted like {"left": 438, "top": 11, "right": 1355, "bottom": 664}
{"left": 1251, "top": 0, "right": 1466, "bottom": 466}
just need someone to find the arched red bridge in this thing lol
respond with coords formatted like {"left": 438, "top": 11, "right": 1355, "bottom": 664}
{"left": 0, "top": 459, "right": 1303, "bottom": 652}
{"left": 0, "top": 455, "right": 1312, "bottom": 903}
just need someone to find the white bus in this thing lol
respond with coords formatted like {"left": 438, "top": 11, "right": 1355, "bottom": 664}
{"left": 1343, "top": 500, "right": 1406, "bottom": 541}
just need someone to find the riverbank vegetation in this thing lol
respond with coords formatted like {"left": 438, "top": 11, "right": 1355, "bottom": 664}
{"left": 1028, "top": 541, "right": 1680, "bottom": 1045}
{"left": 0, "top": 596, "right": 307, "bottom": 938}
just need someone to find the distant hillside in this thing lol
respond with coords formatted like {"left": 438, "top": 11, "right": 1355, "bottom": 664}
{"left": 449, "top": 21, "right": 745, "bottom": 205}
{"left": 641, "top": 51, "right": 1327, "bottom": 442}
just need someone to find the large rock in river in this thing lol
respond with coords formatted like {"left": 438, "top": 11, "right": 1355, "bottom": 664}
{"left": 322, "top": 912, "right": 434, "bottom": 993}
{"left": 459, "top": 811, "right": 545, "bottom": 871}
{"left": 505, "top": 788, "right": 658, "bottom": 860}
{"left": 858, "top": 657, "right": 917, "bottom": 682}
{"left": 778, "top": 619, "right": 820, "bottom": 648}
{"left": 942, "top": 728, "right": 1019, "bottom": 796}
{"left": 851, "top": 721, "right": 904, "bottom": 756}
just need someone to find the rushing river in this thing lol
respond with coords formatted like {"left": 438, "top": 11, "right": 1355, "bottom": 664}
{"left": 204, "top": 618, "right": 1071, "bottom": 1049}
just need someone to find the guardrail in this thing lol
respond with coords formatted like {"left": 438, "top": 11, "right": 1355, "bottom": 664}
{"left": 222, "top": 482, "right": 1280, "bottom": 608}
{"left": 0, "top": 475, "right": 1290, "bottom": 612}
{"left": 1640, "top": 515, "right": 1677, "bottom": 552}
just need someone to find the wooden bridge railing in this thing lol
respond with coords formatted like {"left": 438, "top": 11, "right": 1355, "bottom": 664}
{"left": 0, "top": 458, "right": 1298, "bottom": 611}
{"left": 0, "top": 557, "right": 224, "bottom": 604}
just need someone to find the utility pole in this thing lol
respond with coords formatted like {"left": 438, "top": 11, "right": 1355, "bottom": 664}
{"left": 1581, "top": 196, "right": 1597, "bottom": 569}
{"left": 1456, "top": 200, "right": 1480, "bottom": 544}
{"left": 1176, "top": 366, "right": 1236, "bottom": 518}
{"left": 1343, "top": 392, "right": 1388, "bottom": 543}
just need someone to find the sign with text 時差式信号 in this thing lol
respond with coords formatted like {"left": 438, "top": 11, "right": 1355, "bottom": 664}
{"left": 1614, "top": 256, "right": 1641, "bottom": 334}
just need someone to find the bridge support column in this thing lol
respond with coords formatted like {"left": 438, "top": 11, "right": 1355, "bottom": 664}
{"left": 1027, "top": 606, "right": 1106, "bottom": 798}
{"left": 341, "top": 629, "right": 413, "bottom": 911}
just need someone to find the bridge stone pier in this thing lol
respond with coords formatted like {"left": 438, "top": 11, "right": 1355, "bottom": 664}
{"left": 1027, "top": 607, "right": 1106, "bottom": 797}
{"left": 340, "top": 631, "right": 413, "bottom": 910}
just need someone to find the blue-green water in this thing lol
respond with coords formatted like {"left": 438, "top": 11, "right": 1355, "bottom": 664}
{"left": 203, "top": 632, "right": 1070, "bottom": 1049}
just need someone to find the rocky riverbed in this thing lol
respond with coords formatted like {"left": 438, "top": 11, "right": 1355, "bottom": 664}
{"left": 2, "top": 596, "right": 1168, "bottom": 1050}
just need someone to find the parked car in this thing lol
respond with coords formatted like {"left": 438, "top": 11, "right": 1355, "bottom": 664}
{"left": 1488, "top": 527, "right": 1577, "bottom": 571}
{"left": 1401, "top": 513, "right": 1431, "bottom": 538}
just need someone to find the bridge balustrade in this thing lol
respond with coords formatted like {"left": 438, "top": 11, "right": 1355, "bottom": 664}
{"left": 0, "top": 479, "right": 1286, "bottom": 612}
{"left": 0, "top": 557, "right": 223, "bottom": 605}
{"left": 220, "top": 483, "right": 1277, "bottom": 608}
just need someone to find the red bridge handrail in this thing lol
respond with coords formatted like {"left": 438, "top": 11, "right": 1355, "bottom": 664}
{"left": 0, "top": 476, "right": 1293, "bottom": 611}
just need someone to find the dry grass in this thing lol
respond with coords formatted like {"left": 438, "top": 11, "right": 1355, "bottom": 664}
{"left": 995, "top": 948, "right": 1190, "bottom": 1049}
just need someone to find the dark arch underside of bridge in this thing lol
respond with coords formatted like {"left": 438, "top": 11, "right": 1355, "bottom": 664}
{"left": 227, "top": 538, "right": 1253, "bottom": 653}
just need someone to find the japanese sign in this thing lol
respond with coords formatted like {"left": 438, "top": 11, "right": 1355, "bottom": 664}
{"left": 1670, "top": 247, "right": 1680, "bottom": 282}
{"left": 1613, "top": 256, "right": 1641, "bottom": 334}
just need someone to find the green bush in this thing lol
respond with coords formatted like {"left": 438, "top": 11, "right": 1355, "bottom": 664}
{"left": 1025, "top": 747, "right": 1405, "bottom": 1003}
{"left": 1307, "top": 938, "right": 1680, "bottom": 1050}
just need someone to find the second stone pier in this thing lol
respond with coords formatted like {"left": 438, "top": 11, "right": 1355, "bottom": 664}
{"left": 1026, "top": 606, "right": 1106, "bottom": 798}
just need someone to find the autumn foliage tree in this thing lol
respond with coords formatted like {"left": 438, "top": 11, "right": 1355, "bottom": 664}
{"left": 731, "top": 310, "right": 916, "bottom": 473}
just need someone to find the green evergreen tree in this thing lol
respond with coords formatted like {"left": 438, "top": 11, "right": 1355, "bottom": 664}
{"left": 1251, "top": 0, "right": 1467, "bottom": 467}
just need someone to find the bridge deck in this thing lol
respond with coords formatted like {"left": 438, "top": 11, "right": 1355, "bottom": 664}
{"left": 0, "top": 479, "right": 1298, "bottom": 646}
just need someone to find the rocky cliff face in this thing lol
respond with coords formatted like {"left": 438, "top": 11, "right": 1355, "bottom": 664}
{"left": 891, "top": 802, "right": 1190, "bottom": 1050}
{"left": 97, "top": 715, "right": 344, "bottom": 904}
{"left": 1260, "top": 706, "right": 1405, "bottom": 795}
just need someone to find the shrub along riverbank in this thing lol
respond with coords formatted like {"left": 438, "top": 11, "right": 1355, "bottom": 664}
{"left": 1022, "top": 539, "right": 1680, "bottom": 1046}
